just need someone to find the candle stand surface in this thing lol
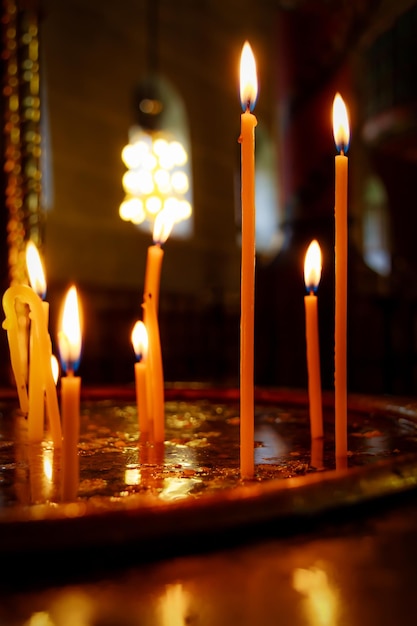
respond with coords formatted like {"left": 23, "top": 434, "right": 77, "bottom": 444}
{"left": 2, "top": 386, "right": 417, "bottom": 625}
{"left": 1, "top": 385, "right": 417, "bottom": 563}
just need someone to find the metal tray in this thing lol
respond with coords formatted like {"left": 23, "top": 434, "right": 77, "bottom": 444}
{"left": 1, "top": 385, "right": 417, "bottom": 557}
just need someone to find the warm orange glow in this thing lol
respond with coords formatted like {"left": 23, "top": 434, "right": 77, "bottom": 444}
{"left": 51, "top": 354, "right": 59, "bottom": 384}
{"left": 332, "top": 93, "right": 350, "bottom": 153}
{"left": 240, "top": 41, "right": 258, "bottom": 111}
{"left": 58, "top": 285, "right": 82, "bottom": 372}
{"left": 43, "top": 448, "right": 53, "bottom": 482}
{"left": 26, "top": 241, "right": 46, "bottom": 299}
{"left": 304, "top": 240, "right": 322, "bottom": 292}
{"left": 131, "top": 320, "right": 148, "bottom": 361}
{"left": 153, "top": 208, "right": 175, "bottom": 244}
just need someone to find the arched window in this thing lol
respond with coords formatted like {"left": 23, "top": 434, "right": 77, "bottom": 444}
{"left": 119, "top": 75, "right": 193, "bottom": 239}
{"left": 255, "top": 124, "right": 283, "bottom": 257}
{"left": 362, "top": 175, "right": 391, "bottom": 276}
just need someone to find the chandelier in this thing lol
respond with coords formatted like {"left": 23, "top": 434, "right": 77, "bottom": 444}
{"left": 119, "top": 124, "right": 192, "bottom": 230}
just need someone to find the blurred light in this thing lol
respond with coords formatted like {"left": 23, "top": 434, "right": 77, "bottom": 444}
{"left": 171, "top": 171, "right": 189, "bottom": 194}
{"left": 293, "top": 566, "right": 340, "bottom": 626}
{"left": 119, "top": 197, "right": 145, "bottom": 223}
{"left": 119, "top": 127, "right": 192, "bottom": 234}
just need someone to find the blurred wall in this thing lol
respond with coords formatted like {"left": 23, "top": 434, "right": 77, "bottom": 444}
{"left": 2, "top": 0, "right": 417, "bottom": 396}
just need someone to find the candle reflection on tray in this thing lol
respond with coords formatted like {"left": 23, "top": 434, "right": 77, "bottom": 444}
{"left": 1, "top": 387, "right": 417, "bottom": 558}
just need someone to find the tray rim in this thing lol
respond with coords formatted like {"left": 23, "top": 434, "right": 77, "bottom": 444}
{"left": 1, "top": 385, "right": 417, "bottom": 556}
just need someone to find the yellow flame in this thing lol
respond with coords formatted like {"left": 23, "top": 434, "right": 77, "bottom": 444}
{"left": 50, "top": 354, "right": 59, "bottom": 384}
{"left": 153, "top": 208, "right": 175, "bottom": 244}
{"left": 332, "top": 93, "right": 350, "bottom": 152}
{"left": 131, "top": 320, "right": 148, "bottom": 360}
{"left": 58, "top": 285, "right": 82, "bottom": 370}
{"left": 26, "top": 241, "right": 46, "bottom": 298}
{"left": 304, "top": 240, "right": 322, "bottom": 290}
{"left": 240, "top": 41, "right": 258, "bottom": 110}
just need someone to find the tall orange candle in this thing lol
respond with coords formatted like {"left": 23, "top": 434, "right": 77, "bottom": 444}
{"left": 142, "top": 209, "right": 173, "bottom": 442}
{"left": 333, "top": 93, "right": 350, "bottom": 460}
{"left": 239, "top": 41, "right": 258, "bottom": 479}
{"left": 143, "top": 210, "right": 174, "bottom": 315}
{"left": 58, "top": 285, "right": 82, "bottom": 502}
{"left": 304, "top": 240, "right": 323, "bottom": 440}
{"left": 26, "top": 241, "right": 49, "bottom": 443}
{"left": 143, "top": 294, "right": 165, "bottom": 443}
{"left": 131, "top": 320, "right": 150, "bottom": 436}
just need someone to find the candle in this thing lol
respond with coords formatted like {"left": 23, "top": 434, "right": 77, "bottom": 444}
{"left": 131, "top": 320, "right": 150, "bottom": 436}
{"left": 142, "top": 209, "right": 173, "bottom": 443}
{"left": 332, "top": 93, "right": 350, "bottom": 460}
{"left": 2, "top": 284, "right": 61, "bottom": 445}
{"left": 304, "top": 240, "right": 323, "bottom": 440}
{"left": 26, "top": 241, "right": 49, "bottom": 442}
{"left": 143, "top": 209, "right": 175, "bottom": 314}
{"left": 58, "top": 285, "right": 82, "bottom": 502}
{"left": 239, "top": 41, "right": 258, "bottom": 479}
{"left": 143, "top": 294, "right": 165, "bottom": 443}
{"left": 2, "top": 288, "right": 28, "bottom": 414}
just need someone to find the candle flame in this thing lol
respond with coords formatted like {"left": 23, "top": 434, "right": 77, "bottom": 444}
{"left": 51, "top": 354, "right": 59, "bottom": 385}
{"left": 58, "top": 285, "right": 82, "bottom": 373}
{"left": 304, "top": 240, "right": 322, "bottom": 293}
{"left": 26, "top": 241, "right": 46, "bottom": 299}
{"left": 153, "top": 208, "right": 175, "bottom": 245}
{"left": 332, "top": 93, "right": 350, "bottom": 154}
{"left": 240, "top": 41, "right": 258, "bottom": 112}
{"left": 131, "top": 320, "right": 148, "bottom": 362}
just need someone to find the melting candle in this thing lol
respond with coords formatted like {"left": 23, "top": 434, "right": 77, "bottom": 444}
{"left": 142, "top": 209, "right": 173, "bottom": 443}
{"left": 143, "top": 209, "right": 174, "bottom": 315}
{"left": 239, "top": 41, "right": 258, "bottom": 479}
{"left": 58, "top": 285, "right": 82, "bottom": 501}
{"left": 304, "top": 240, "right": 323, "bottom": 440}
{"left": 2, "top": 284, "right": 61, "bottom": 445}
{"left": 131, "top": 320, "right": 150, "bottom": 436}
{"left": 333, "top": 93, "right": 350, "bottom": 460}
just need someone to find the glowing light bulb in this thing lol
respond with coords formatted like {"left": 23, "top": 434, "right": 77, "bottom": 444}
{"left": 119, "top": 197, "right": 145, "bottom": 222}
{"left": 171, "top": 171, "right": 189, "bottom": 194}
{"left": 153, "top": 138, "right": 168, "bottom": 157}
{"left": 170, "top": 141, "right": 188, "bottom": 166}
{"left": 122, "top": 170, "right": 141, "bottom": 195}
{"left": 146, "top": 196, "right": 162, "bottom": 215}
{"left": 137, "top": 171, "right": 154, "bottom": 194}
{"left": 154, "top": 168, "right": 171, "bottom": 193}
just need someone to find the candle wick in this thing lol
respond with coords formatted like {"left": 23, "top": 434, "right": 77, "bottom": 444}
{"left": 246, "top": 100, "right": 251, "bottom": 113}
